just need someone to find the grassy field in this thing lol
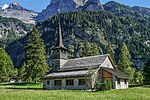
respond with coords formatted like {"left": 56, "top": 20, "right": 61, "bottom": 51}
{"left": 0, "top": 83, "right": 150, "bottom": 100}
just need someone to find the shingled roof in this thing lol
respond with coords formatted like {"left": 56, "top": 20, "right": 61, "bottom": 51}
{"left": 42, "top": 70, "right": 89, "bottom": 79}
{"left": 102, "top": 67, "right": 129, "bottom": 79}
{"left": 59, "top": 55, "right": 108, "bottom": 71}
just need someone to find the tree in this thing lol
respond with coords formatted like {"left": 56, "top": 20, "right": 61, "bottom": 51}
{"left": 0, "top": 48, "right": 16, "bottom": 82}
{"left": 118, "top": 43, "right": 135, "bottom": 79}
{"left": 17, "top": 63, "right": 26, "bottom": 81}
{"left": 23, "top": 27, "right": 48, "bottom": 83}
{"left": 81, "top": 41, "right": 92, "bottom": 57}
{"left": 91, "top": 43, "right": 100, "bottom": 56}
{"left": 81, "top": 41, "right": 100, "bottom": 57}
{"left": 133, "top": 71, "right": 143, "bottom": 85}
{"left": 86, "top": 67, "right": 94, "bottom": 90}
{"left": 106, "top": 43, "right": 115, "bottom": 64}
{"left": 143, "top": 59, "right": 150, "bottom": 85}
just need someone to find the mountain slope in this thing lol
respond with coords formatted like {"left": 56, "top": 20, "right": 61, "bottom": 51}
{"left": 6, "top": 10, "right": 150, "bottom": 68}
{"left": 36, "top": 0, "right": 103, "bottom": 21}
{"left": 103, "top": 1, "right": 136, "bottom": 16}
{"left": 132, "top": 6, "right": 150, "bottom": 16}
{"left": 0, "top": 16, "right": 33, "bottom": 48}
{"left": 0, "top": 2, "right": 38, "bottom": 24}
{"left": 103, "top": 1, "right": 150, "bottom": 18}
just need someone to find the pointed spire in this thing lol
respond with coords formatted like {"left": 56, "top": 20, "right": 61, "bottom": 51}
{"left": 54, "top": 9, "right": 67, "bottom": 50}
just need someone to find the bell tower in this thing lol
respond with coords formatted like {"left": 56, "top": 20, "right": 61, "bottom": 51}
{"left": 51, "top": 12, "right": 68, "bottom": 71}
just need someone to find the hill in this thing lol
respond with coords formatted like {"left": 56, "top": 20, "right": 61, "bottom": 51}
{"left": 6, "top": 10, "right": 150, "bottom": 69}
{"left": 36, "top": 0, "right": 103, "bottom": 21}
{"left": 0, "top": 16, "right": 33, "bottom": 49}
{"left": 0, "top": 2, "right": 38, "bottom": 24}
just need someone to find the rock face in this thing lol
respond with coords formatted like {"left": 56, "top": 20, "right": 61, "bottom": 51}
{"left": 36, "top": 0, "right": 103, "bottom": 21}
{"left": 81, "top": 0, "right": 103, "bottom": 11}
{"left": 0, "top": 16, "right": 32, "bottom": 48}
{"left": 103, "top": 1, "right": 150, "bottom": 16}
{"left": 8, "top": 2, "right": 25, "bottom": 10}
{"left": 132, "top": 6, "right": 150, "bottom": 16}
{"left": 0, "top": 2, "right": 38, "bottom": 24}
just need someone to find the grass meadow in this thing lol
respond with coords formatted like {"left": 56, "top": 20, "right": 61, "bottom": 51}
{"left": 0, "top": 83, "right": 150, "bottom": 100}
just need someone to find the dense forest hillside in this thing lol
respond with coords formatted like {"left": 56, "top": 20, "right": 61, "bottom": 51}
{"left": 6, "top": 10, "right": 150, "bottom": 69}
{"left": 0, "top": 16, "right": 33, "bottom": 48}
{"left": 103, "top": 1, "right": 150, "bottom": 17}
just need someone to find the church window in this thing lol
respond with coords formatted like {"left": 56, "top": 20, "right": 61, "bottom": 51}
{"left": 124, "top": 79, "right": 127, "bottom": 84}
{"left": 79, "top": 79, "right": 86, "bottom": 85}
{"left": 54, "top": 80, "right": 62, "bottom": 86}
{"left": 117, "top": 79, "right": 120, "bottom": 84}
{"left": 66, "top": 79, "right": 74, "bottom": 85}
{"left": 47, "top": 81, "right": 50, "bottom": 85}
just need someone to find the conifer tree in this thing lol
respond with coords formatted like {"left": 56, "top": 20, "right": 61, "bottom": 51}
{"left": 0, "top": 48, "right": 15, "bottom": 82}
{"left": 81, "top": 41, "right": 92, "bottom": 57}
{"left": 81, "top": 42, "right": 100, "bottom": 57}
{"left": 91, "top": 43, "right": 100, "bottom": 56}
{"left": 106, "top": 43, "right": 115, "bottom": 63}
{"left": 23, "top": 27, "right": 48, "bottom": 83}
{"left": 143, "top": 59, "right": 150, "bottom": 85}
{"left": 118, "top": 43, "right": 135, "bottom": 79}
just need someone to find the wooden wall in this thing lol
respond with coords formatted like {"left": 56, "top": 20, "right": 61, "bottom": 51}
{"left": 102, "top": 69, "right": 112, "bottom": 81}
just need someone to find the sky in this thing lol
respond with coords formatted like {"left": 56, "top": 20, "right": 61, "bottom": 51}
{"left": 0, "top": 0, "right": 150, "bottom": 12}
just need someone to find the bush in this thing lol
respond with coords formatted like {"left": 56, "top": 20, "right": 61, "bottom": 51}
{"left": 95, "top": 80, "right": 112, "bottom": 91}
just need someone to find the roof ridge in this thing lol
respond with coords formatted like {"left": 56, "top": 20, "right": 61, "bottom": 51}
{"left": 68, "top": 54, "right": 109, "bottom": 61}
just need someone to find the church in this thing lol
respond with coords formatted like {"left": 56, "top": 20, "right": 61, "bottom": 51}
{"left": 42, "top": 20, "right": 129, "bottom": 90}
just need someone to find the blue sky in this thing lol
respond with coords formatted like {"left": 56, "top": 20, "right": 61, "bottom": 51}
{"left": 0, "top": 0, "right": 150, "bottom": 12}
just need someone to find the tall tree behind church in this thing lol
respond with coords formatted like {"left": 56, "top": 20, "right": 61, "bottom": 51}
{"left": 118, "top": 43, "right": 135, "bottom": 80}
{"left": 106, "top": 43, "right": 115, "bottom": 64}
{"left": 81, "top": 41, "right": 100, "bottom": 57}
{"left": 23, "top": 27, "right": 48, "bottom": 83}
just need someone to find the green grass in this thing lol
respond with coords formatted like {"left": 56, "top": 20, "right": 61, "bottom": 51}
{"left": 0, "top": 83, "right": 150, "bottom": 100}
{"left": 0, "top": 82, "right": 42, "bottom": 89}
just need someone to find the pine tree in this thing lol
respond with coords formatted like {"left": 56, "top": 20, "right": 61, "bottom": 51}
{"left": 143, "top": 59, "right": 150, "bottom": 85}
{"left": 91, "top": 43, "right": 100, "bottom": 56}
{"left": 81, "top": 41, "right": 92, "bottom": 57}
{"left": 118, "top": 43, "right": 135, "bottom": 79}
{"left": 81, "top": 42, "right": 100, "bottom": 57}
{"left": 23, "top": 27, "right": 48, "bottom": 83}
{"left": 0, "top": 48, "right": 15, "bottom": 82}
{"left": 106, "top": 43, "right": 115, "bottom": 63}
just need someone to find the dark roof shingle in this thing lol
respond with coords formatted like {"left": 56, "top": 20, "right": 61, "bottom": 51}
{"left": 42, "top": 70, "right": 88, "bottom": 79}
{"left": 61, "top": 55, "right": 108, "bottom": 70}
{"left": 102, "top": 67, "right": 129, "bottom": 79}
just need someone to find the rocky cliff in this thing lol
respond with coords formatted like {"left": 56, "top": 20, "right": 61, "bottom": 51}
{"left": 0, "top": 16, "right": 33, "bottom": 48}
{"left": 36, "top": 0, "right": 103, "bottom": 21}
{"left": 132, "top": 6, "right": 150, "bottom": 16}
{"left": 0, "top": 2, "right": 38, "bottom": 24}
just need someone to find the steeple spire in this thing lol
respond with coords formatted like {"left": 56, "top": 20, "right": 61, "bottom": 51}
{"left": 54, "top": 9, "right": 67, "bottom": 50}
{"left": 51, "top": 9, "right": 68, "bottom": 69}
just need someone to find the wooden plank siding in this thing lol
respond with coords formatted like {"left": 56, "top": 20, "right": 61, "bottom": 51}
{"left": 102, "top": 69, "right": 112, "bottom": 81}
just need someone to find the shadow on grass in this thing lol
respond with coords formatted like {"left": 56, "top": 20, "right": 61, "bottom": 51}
{"left": 2, "top": 87, "right": 42, "bottom": 90}
{"left": 0, "top": 82, "right": 43, "bottom": 90}
{"left": 1, "top": 82, "right": 40, "bottom": 86}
